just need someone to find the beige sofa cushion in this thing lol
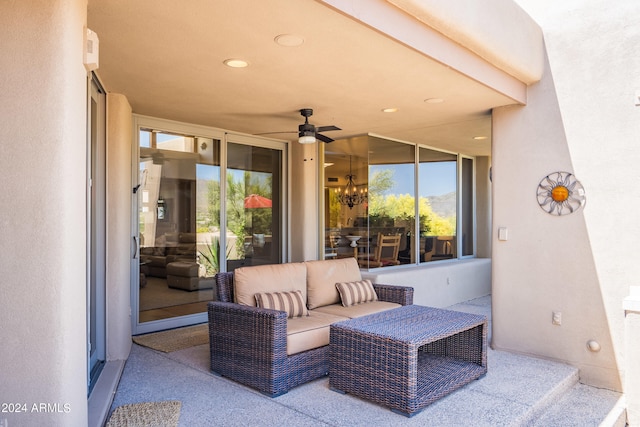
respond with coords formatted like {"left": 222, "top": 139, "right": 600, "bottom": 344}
{"left": 234, "top": 262, "right": 307, "bottom": 307}
{"left": 305, "top": 257, "right": 362, "bottom": 309}
{"left": 287, "top": 311, "right": 347, "bottom": 355}
{"left": 313, "top": 301, "right": 401, "bottom": 319}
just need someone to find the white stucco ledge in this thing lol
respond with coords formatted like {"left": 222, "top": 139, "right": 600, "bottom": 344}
{"left": 386, "top": 0, "right": 544, "bottom": 85}
{"left": 362, "top": 258, "right": 491, "bottom": 308}
{"left": 623, "top": 286, "right": 640, "bottom": 314}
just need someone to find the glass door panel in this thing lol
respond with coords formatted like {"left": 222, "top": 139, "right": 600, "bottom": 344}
{"left": 137, "top": 130, "right": 220, "bottom": 324}
{"left": 225, "top": 141, "right": 283, "bottom": 272}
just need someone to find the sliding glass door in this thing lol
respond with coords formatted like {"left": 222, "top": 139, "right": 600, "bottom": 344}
{"left": 225, "top": 137, "right": 284, "bottom": 271}
{"left": 132, "top": 117, "right": 286, "bottom": 334}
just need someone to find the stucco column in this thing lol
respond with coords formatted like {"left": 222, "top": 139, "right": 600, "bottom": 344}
{"left": 289, "top": 141, "right": 319, "bottom": 261}
{"left": 0, "top": 1, "right": 89, "bottom": 426}
{"left": 624, "top": 286, "right": 640, "bottom": 426}
{"left": 106, "top": 93, "right": 133, "bottom": 360}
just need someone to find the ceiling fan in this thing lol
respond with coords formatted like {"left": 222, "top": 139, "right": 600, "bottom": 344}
{"left": 297, "top": 108, "right": 341, "bottom": 144}
{"left": 258, "top": 108, "right": 341, "bottom": 144}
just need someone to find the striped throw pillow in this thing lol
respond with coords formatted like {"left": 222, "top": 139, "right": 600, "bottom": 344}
{"left": 335, "top": 279, "right": 378, "bottom": 307}
{"left": 254, "top": 290, "right": 309, "bottom": 318}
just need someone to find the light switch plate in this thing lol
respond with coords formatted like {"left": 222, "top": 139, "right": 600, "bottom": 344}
{"left": 498, "top": 227, "right": 508, "bottom": 241}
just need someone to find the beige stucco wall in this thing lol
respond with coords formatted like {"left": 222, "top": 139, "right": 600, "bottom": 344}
{"left": 320, "top": 0, "right": 530, "bottom": 104}
{"left": 0, "top": 0, "right": 89, "bottom": 425}
{"left": 363, "top": 259, "right": 491, "bottom": 308}
{"left": 387, "top": 0, "right": 543, "bottom": 84}
{"left": 106, "top": 93, "right": 133, "bottom": 359}
{"left": 290, "top": 141, "right": 320, "bottom": 262}
{"left": 493, "top": 0, "right": 640, "bottom": 391}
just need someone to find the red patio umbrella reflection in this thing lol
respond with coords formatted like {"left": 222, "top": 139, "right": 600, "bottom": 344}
{"left": 244, "top": 194, "right": 272, "bottom": 209}
{"left": 244, "top": 194, "right": 272, "bottom": 254}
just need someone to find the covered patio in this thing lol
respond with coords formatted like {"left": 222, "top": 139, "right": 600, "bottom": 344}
{"left": 2, "top": 0, "right": 638, "bottom": 425}
{"left": 104, "top": 296, "right": 624, "bottom": 426}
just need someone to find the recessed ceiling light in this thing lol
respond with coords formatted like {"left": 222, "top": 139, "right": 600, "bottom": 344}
{"left": 473, "top": 136, "right": 488, "bottom": 140}
{"left": 424, "top": 98, "right": 444, "bottom": 104}
{"left": 223, "top": 58, "right": 249, "bottom": 68}
{"left": 382, "top": 108, "right": 398, "bottom": 113}
{"left": 274, "top": 34, "right": 305, "bottom": 47}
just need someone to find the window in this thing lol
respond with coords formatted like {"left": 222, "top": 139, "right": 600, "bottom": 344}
{"left": 323, "top": 134, "right": 475, "bottom": 268}
{"left": 419, "top": 147, "right": 458, "bottom": 262}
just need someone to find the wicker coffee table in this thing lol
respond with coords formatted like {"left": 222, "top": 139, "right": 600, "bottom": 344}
{"left": 329, "top": 304, "right": 487, "bottom": 417}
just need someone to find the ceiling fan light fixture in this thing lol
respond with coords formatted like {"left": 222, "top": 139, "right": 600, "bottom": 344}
{"left": 298, "top": 135, "right": 316, "bottom": 144}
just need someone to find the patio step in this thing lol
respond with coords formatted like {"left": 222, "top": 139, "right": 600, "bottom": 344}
{"left": 448, "top": 297, "right": 625, "bottom": 426}
{"left": 518, "top": 373, "right": 626, "bottom": 427}
{"left": 515, "top": 366, "right": 579, "bottom": 426}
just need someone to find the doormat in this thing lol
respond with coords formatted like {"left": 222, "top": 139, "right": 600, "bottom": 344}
{"left": 133, "top": 323, "right": 208, "bottom": 353}
{"left": 106, "top": 401, "right": 181, "bottom": 427}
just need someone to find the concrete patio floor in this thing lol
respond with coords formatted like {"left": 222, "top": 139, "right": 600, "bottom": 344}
{"left": 107, "top": 296, "right": 625, "bottom": 426}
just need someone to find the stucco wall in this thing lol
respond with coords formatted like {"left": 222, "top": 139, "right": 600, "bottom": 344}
{"left": 0, "top": 1, "right": 89, "bottom": 425}
{"left": 106, "top": 93, "right": 133, "bottom": 360}
{"left": 363, "top": 259, "right": 491, "bottom": 308}
{"left": 493, "top": 0, "right": 640, "bottom": 391}
{"left": 290, "top": 141, "right": 320, "bottom": 262}
{"left": 387, "top": 0, "right": 543, "bottom": 84}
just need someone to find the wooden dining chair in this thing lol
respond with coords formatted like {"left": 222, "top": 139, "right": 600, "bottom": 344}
{"left": 358, "top": 233, "right": 401, "bottom": 268}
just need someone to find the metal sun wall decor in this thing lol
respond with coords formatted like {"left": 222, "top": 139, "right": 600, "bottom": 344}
{"left": 537, "top": 171, "right": 586, "bottom": 216}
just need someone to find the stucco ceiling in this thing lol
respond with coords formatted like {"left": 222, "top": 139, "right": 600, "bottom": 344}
{"left": 88, "top": 0, "right": 519, "bottom": 156}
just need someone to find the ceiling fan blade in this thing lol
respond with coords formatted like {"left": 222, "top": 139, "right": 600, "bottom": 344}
{"left": 254, "top": 131, "right": 297, "bottom": 135}
{"left": 258, "top": 110, "right": 340, "bottom": 143}
{"left": 316, "top": 125, "right": 341, "bottom": 133}
{"left": 316, "top": 133, "right": 334, "bottom": 143}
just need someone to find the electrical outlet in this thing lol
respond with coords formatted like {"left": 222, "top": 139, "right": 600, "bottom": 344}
{"left": 552, "top": 311, "right": 562, "bottom": 325}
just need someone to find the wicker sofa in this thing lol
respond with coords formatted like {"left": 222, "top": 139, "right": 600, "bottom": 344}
{"left": 208, "top": 257, "right": 413, "bottom": 397}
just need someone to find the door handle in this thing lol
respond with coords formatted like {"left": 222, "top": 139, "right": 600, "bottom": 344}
{"left": 132, "top": 236, "right": 138, "bottom": 259}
